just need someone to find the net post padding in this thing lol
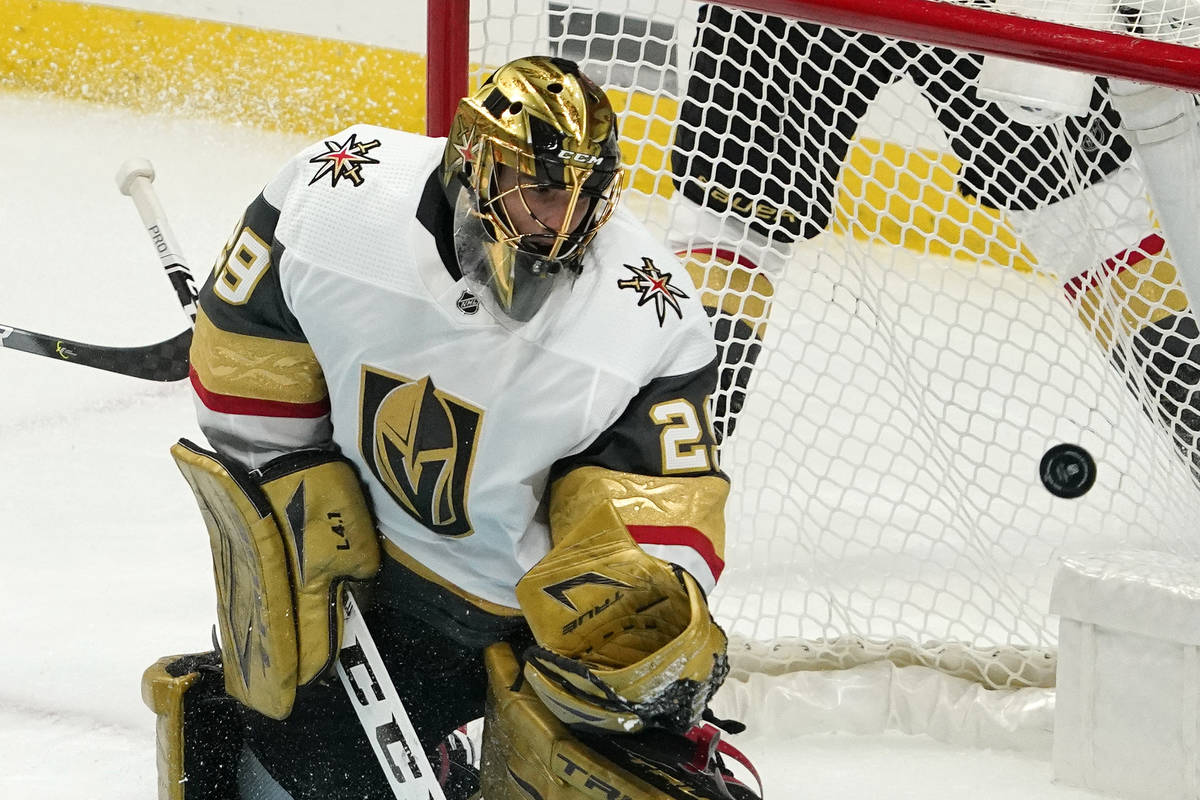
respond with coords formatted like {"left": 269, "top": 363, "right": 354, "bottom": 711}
{"left": 727, "top": 634, "right": 1057, "bottom": 690}
{"left": 716, "top": 637, "right": 1056, "bottom": 751}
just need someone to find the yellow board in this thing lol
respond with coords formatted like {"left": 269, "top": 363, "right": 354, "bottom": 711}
{"left": 0, "top": 0, "right": 426, "bottom": 135}
{"left": 0, "top": 0, "right": 1032, "bottom": 271}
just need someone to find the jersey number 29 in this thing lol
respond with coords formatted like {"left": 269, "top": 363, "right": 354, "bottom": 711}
{"left": 213, "top": 227, "right": 272, "bottom": 305}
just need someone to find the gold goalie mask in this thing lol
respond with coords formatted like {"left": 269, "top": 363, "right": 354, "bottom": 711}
{"left": 443, "top": 56, "right": 625, "bottom": 323}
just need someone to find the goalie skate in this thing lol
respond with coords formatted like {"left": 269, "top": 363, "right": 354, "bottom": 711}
{"left": 573, "top": 723, "right": 762, "bottom": 800}
{"left": 480, "top": 642, "right": 763, "bottom": 800}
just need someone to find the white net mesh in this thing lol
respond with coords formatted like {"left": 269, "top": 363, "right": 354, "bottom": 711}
{"left": 464, "top": 0, "right": 1200, "bottom": 690}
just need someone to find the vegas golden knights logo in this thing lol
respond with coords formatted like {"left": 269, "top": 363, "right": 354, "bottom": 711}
{"left": 359, "top": 366, "right": 481, "bottom": 537}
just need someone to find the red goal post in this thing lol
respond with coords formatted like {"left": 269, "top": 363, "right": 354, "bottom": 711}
{"left": 427, "top": 0, "right": 1200, "bottom": 137}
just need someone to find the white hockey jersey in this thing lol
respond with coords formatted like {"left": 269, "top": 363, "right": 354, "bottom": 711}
{"left": 189, "top": 124, "right": 729, "bottom": 611}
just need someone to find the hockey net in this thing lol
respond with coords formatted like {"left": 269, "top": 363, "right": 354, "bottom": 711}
{"left": 434, "top": 0, "right": 1200, "bottom": 739}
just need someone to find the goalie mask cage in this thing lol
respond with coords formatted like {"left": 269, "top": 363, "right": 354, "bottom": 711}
{"left": 429, "top": 0, "right": 1200, "bottom": 742}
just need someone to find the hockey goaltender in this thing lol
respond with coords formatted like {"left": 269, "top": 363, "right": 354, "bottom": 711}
{"left": 140, "top": 56, "right": 763, "bottom": 800}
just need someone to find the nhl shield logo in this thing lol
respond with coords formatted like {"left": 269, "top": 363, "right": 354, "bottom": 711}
{"left": 359, "top": 366, "right": 481, "bottom": 537}
{"left": 456, "top": 290, "right": 480, "bottom": 315}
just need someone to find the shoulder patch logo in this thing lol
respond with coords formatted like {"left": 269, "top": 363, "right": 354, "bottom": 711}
{"left": 617, "top": 256, "right": 689, "bottom": 326}
{"left": 308, "top": 133, "right": 381, "bottom": 188}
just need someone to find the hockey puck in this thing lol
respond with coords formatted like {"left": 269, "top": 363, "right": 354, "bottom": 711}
{"left": 1039, "top": 443, "right": 1096, "bottom": 499}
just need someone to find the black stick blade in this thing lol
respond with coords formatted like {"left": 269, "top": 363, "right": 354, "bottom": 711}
{"left": 0, "top": 325, "right": 192, "bottom": 382}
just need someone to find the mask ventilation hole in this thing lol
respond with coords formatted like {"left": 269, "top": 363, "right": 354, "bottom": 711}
{"left": 509, "top": 101, "right": 523, "bottom": 114}
{"left": 547, "top": 82, "right": 563, "bottom": 94}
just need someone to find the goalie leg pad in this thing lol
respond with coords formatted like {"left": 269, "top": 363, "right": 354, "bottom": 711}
{"left": 170, "top": 439, "right": 380, "bottom": 719}
{"left": 142, "top": 651, "right": 243, "bottom": 800}
{"left": 480, "top": 642, "right": 760, "bottom": 800}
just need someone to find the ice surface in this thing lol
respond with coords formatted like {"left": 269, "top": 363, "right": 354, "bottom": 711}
{"left": 0, "top": 92, "right": 1102, "bottom": 799}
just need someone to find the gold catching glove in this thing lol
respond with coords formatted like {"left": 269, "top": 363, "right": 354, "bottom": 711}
{"left": 170, "top": 439, "right": 380, "bottom": 719}
{"left": 515, "top": 503, "right": 728, "bottom": 734}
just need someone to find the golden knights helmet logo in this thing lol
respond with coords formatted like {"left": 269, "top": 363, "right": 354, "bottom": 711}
{"left": 359, "top": 366, "right": 481, "bottom": 537}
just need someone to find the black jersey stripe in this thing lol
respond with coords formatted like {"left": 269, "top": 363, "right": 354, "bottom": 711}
{"left": 200, "top": 191, "right": 308, "bottom": 343}
{"left": 549, "top": 356, "right": 726, "bottom": 483}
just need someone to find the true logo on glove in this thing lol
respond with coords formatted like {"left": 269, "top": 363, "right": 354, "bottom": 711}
{"left": 542, "top": 571, "right": 634, "bottom": 610}
{"left": 542, "top": 571, "right": 636, "bottom": 637}
{"left": 563, "top": 591, "right": 624, "bottom": 636}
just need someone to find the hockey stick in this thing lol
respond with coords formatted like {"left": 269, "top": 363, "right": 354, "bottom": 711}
{"left": 0, "top": 160, "right": 197, "bottom": 381}
{"left": 125, "top": 161, "right": 445, "bottom": 799}
{"left": 338, "top": 590, "right": 448, "bottom": 800}
{"left": 116, "top": 158, "right": 199, "bottom": 325}
{"left": 0, "top": 324, "right": 192, "bottom": 382}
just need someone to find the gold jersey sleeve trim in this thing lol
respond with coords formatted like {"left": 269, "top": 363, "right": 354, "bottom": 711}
{"left": 548, "top": 465, "right": 729, "bottom": 566}
{"left": 191, "top": 305, "right": 328, "bottom": 406}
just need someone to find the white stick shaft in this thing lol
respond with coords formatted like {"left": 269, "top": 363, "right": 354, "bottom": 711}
{"left": 116, "top": 159, "right": 198, "bottom": 323}
{"left": 337, "top": 590, "right": 448, "bottom": 800}
{"left": 126, "top": 178, "right": 181, "bottom": 260}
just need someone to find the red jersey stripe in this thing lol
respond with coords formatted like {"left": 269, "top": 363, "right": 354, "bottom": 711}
{"left": 190, "top": 366, "right": 331, "bottom": 419}
{"left": 628, "top": 524, "right": 725, "bottom": 582}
